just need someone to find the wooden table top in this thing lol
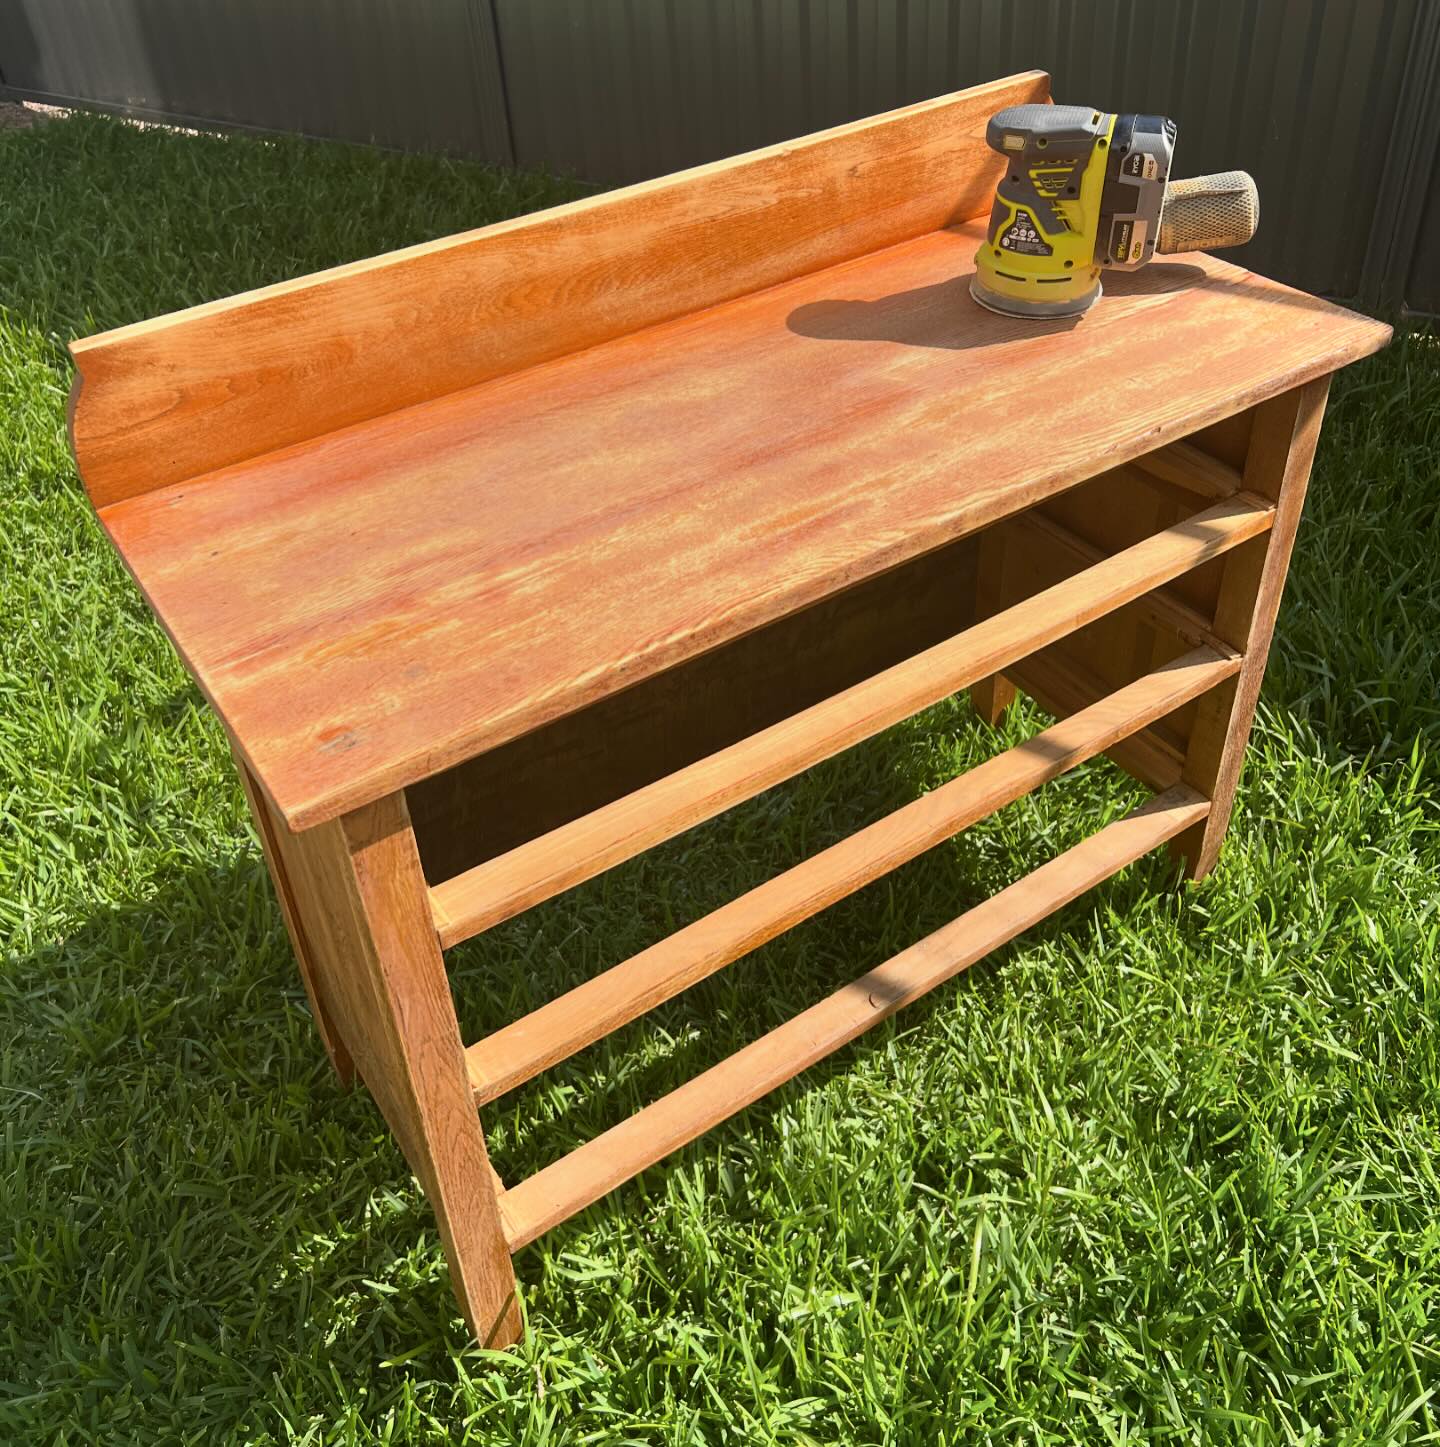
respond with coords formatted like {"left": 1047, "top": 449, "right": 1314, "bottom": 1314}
{"left": 97, "top": 218, "right": 1386, "bottom": 829}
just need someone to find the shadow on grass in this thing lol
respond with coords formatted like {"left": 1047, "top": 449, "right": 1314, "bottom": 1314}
{"left": 5, "top": 694, "right": 1165, "bottom": 1408}
{"left": 445, "top": 703, "right": 1167, "bottom": 1182}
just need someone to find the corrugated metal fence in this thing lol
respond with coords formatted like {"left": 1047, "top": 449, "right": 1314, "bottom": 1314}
{"left": 2, "top": 0, "right": 1437, "bottom": 312}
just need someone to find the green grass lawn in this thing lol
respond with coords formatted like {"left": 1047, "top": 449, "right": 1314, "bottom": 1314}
{"left": 2, "top": 113, "right": 1438, "bottom": 1446}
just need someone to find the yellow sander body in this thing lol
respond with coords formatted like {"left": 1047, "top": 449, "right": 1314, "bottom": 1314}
{"left": 971, "top": 104, "right": 1259, "bottom": 319}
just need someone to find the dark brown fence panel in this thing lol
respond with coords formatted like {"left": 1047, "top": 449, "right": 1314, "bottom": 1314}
{"left": 0, "top": 0, "right": 512, "bottom": 161}
{"left": 494, "top": 0, "right": 1426, "bottom": 307}
{"left": 1358, "top": 0, "right": 1440, "bottom": 315}
{"left": 1409, "top": 162, "right": 1440, "bottom": 316}
{"left": 2, "top": 0, "right": 1436, "bottom": 310}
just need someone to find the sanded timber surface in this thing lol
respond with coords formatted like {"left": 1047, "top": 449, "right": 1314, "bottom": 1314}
{"left": 95, "top": 221, "right": 1388, "bottom": 829}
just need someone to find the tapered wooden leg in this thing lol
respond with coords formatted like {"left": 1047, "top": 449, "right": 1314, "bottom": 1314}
{"left": 969, "top": 527, "right": 1017, "bottom": 725}
{"left": 236, "top": 756, "right": 355, "bottom": 1085}
{"left": 1172, "top": 376, "right": 1331, "bottom": 880}
{"left": 246, "top": 778, "right": 521, "bottom": 1345}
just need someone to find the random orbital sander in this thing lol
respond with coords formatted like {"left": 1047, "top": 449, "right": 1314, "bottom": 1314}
{"left": 970, "top": 104, "right": 1260, "bottom": 319}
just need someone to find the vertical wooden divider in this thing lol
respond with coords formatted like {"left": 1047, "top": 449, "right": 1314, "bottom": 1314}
{"left": 1172, "top": 376, "right": 1332, "bottom": 878}
{"left": 968, "top": 529, "right": 1017, "bottom": 725}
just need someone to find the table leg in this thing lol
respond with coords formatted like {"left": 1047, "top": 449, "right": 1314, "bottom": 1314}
{"left": 1172, "top": 375, "right": 1332, "bottom": 880}
{"left": 237, "top": 757, "right": 355, "bottom": 1084}
{"left": 243, "top": 777, "right": 521, "bottom": 1345}
{"left": 969, "top": 528, "right": 1017, "bottom": 725}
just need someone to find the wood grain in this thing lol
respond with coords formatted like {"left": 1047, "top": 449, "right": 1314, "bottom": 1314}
{"left": 1130, "top": 439, "right": 1243, "bottom": 500}
{"left": 465, "top": 648, "right": 1239, "bottom": 1103}
{"left": 1006, "top": 652, "right": 1184, "bottom": 792}
{"left": 430, "top": 491, "right": 1274, "bottom": 946}
{"left": 498, "top": 785, "right": 1211, "bottom": 1250}
{"left": 406, "top": 534, "right": 976, "bottom": 886}
{"left": 95, "top": 223, "right": 1389, "bottom": 832}
{"left": 993, "top": 442, "right": 1242, "bottom": 763}
{"left": 67, "top": 72, "right": 1048, "bottom": 508}
{"left": 1000, "top": 499, "right": 1216, "bottom": 768}
{"left": 1003, "top": 508, "right": 1226, "bottom": 653}
{"left": 993, "top": 499, "right": 1226, "bottom": 791}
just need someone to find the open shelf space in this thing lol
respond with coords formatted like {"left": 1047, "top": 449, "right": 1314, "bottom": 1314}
{"left": 427, "top": 489, "right": 1272, "bottom": 947}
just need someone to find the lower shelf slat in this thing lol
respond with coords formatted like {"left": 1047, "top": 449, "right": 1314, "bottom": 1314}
{"left": 433, "top": 493, "right": 1271, "bottom": 947}
{"left": 497, "top": 783, "right": 1210, "bottom": 1251}
{"left": 466, "top": 646, "right": 1237, "bottom": 1103}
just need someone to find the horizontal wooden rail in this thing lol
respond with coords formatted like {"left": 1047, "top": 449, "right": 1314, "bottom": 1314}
{"left": 498, "top": 784, "right": 1210, "bottom": 1250}
{"left": 1131, "top": 440, "right": 1243, "bottom": 501}
{"left": 432, "top": 493, "right": 1271, "bottom": 948}
{"left": 465, "top": 646, "right": 1238, "bottom": 1103}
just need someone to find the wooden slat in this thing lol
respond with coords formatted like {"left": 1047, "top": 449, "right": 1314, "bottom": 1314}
{"left": 498, "top": 785, "right": 1210, "bottom": 1251}
{"left": 406, "top": 533, "right": 976, "bottom": 887}
{"left": 1130, "top": 439, "right": 1244, "bottom": 500}
{"left": 1001, "top": 509, "right": 1215, "bottom": 792}
{"left": 465, "top": 647, "right": 1239, "bottom": 1103}
{"left": 994, "top": 479, "right": 1221, "bottom": 782}
{"left": 68, "top": 72, "right": 1048, "bottom": 508}
{"left": 432, "top": 493, "right": 1274, "bottom": 947}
